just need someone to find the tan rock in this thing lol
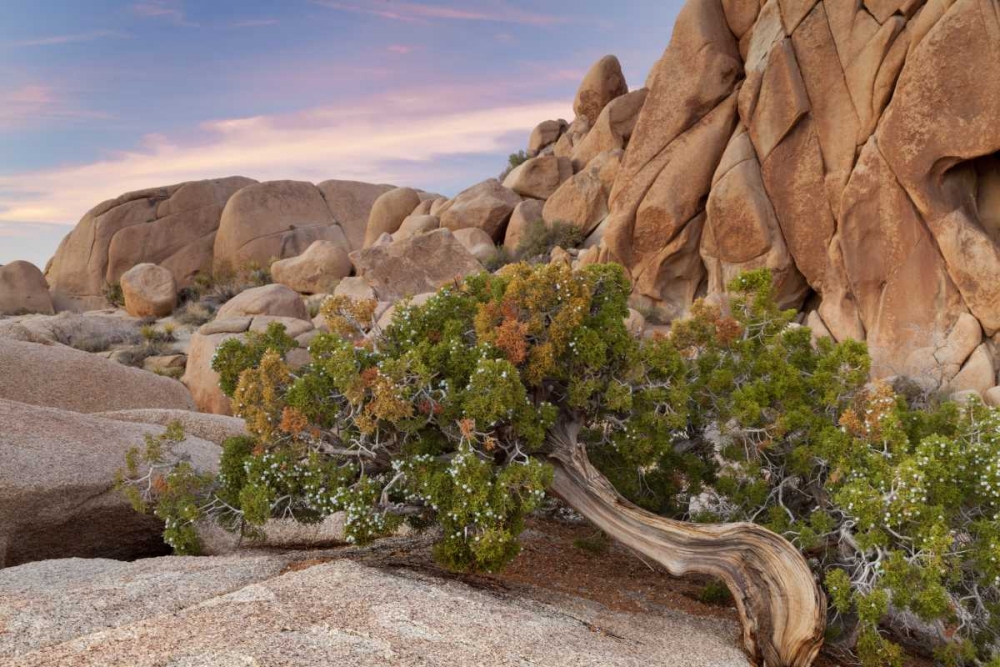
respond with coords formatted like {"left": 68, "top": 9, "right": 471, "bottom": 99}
{"left": 945, "top": 344, "right": 996, "bottom": 397}
{"left": 120, "top": 263, "right": 177, "bottom": 318}
{"left": 503, "top": 200, "right": 546, "bottom": 252}
{"left": 438, "top": 179, "right": 521, "bottom": 241}
{"left": 352, "top": 229, "right": 484, "bottom": 302}
{"left": 270, "top": 240, "right": 351, "bottom": 294}
{"left": 452, "top": 228, "right": 497, "bottom": 264}
{"left": 316, "top": 180, "right": 395, "bottom": 252}
{"left": 984, "top": 386, "right": 1000, "bottom": 408}
{"left": 0, "top": 261, "right": 53, "bottom": 315}
{"left": 502, "top": 156, "right": 574, "bottom": 200}
{"left": 527, "top": 119, "right": 568, "bottom": 156}
{"left": 0, "top": 399, "right": 219, "bottom": 568}
{"left": 363, "top": 187, "right": 422, "bottom": 248}
{"left": 543, "top": 150, "right": 622, "bottom": 238}
{"left": 571, "top": 88, "right": 648, "bottom": 170}
{"left": 216, "top": 284, "right": 308, "bottom": 321}
{"left": 214, "top": 180, "right": 348, "bottom": 270}
{"left": 141, "top": 354, "right": 186, "bottom": 374}
{"left": 0, "top": 338, "right": 195, "bottom": 414}
{"left": 181, "top": 322, "right": 248, "bottom": 415}
{"left": 248, "top": 316, "right": 314, "bottom": 339}
{"left": 574, "top": 55, "right": 629, "bottom": 123}
{"left": 46, "top": 177, "right": 254, "bottom": 311}
{"left": 552, "top": 117, "right": 592, "bottom": 160}
{"left": 394, "top": 214, "right": 439, "bottom": 241}
{"left": 550, "top": 246, "right": 572, "bottom": 266}
{"left": 625, "top": 309, "right": 646, "bottom": 336}
{"left": 94, "top": 408, "right": 246, "bottom": 445}
{"left": 376, "top": 292, "right": 436, "bottom": 330}
{"left": 334, "top": 276, "right": 377, "bottom": 302}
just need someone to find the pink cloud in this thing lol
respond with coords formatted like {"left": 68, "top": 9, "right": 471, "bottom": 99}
{"left": 313, "top": 1, "right": 595, "bottom": 26}
{"left": 7, "top": 30, "right": 129, "bottom": 48}
{"left": 131, "top": 1, "right": 199, "bottom": 27}
{"left": 0, "top": 85, "right": 112, "bottom": 130}
{"left": 0, "top": 85, "right": 571, "bottom": 225}
{"left": 387, "top": 44, "right": 415, "bottom": 54}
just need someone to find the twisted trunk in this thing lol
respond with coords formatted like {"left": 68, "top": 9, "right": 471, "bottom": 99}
{"left": 546, "top": 422, "right": 824, "bottom": 667}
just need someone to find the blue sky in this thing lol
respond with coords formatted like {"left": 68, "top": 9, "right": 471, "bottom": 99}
{"left": 0, "top": 0, "right": 682, "bottom": 267}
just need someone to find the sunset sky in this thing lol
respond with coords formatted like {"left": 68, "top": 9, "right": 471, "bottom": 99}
{"left": 0, "top": 0, "right": 682, "bottom": 267}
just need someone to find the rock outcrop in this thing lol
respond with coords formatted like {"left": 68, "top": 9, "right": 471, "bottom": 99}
{"left": 215, "top": 284, "right": 309, "bottom": 321}
{"left": 597, "top": 0, "right": 1000, "bottom": 377}
{"left": 270, "top": 240, "right": 352, "bottom": 294}
{"left": 438, "top": 179, "right": 521, "bottom": 241}
{"left": 0, "top": 338, "right": 195, "bottom": 413}
{"left": 0, "top": 262, "right": 53, "bottom": 316}
{"left": 0, "top": 398, "right": 219, "bottom": 568}
{"left": 0, "top": 555, "right": 749, "bottom": 666}
{"left": 46, "top": 177, "right": 255, "bottom": 312}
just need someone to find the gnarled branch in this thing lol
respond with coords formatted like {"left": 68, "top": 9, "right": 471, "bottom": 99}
{"left": 546, "top": 421, "right": 824, "bottom": 667}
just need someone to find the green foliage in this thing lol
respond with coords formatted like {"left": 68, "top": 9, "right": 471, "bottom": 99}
{"left": 698, "top": 580, "right": 733, "bottom": 605}
{"left": 102, "top": 281, "right": 125, "bottom": 308}
{"left": 500, "top": 150, "right": 529, "bottom": 180}
{"left": 514, "top": 218, "right": 584, "bottom": 261}
{"left": 211, "top": 321, "right": 297, "bottom": 397}
{"left": 122, "top": 262, "right": 1000, "bottom": 665}
{"left": 189, "top": 259, "right": 274, "bottom": 303}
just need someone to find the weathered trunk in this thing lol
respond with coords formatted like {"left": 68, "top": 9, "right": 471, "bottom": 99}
{"left": 546, "top": 422, "right": 825, "bottom": 667}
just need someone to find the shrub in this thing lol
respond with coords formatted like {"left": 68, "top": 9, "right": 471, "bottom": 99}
{"left": 174, "top": 301, "right": 215, "bottom": 327}
{"left": 120, "top": 264, "right": 1000, "bottom": 664}
{"left": 189, "top": 259, "right": 274, "bottom": 304}
{"left": 102, "top": 281, "right": 125, "bottom": 308}
{"left": 499, "top": 150, "right": 530, "bottom": 180}
{"left": 514, "top": 218, "right": 583, "bottom": 261}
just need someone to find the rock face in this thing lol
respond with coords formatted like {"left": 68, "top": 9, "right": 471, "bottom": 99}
{"left": 119, "top": 263, "right": 177, "bottom": 318}
{"left": 214, "top": 180, "right": 350, "bottom": 270}
{"left": 270, "top": 240, "right": 352, "bottom": 294}
{"left": 599, "top": 0, "right": 1000, "bottom": 376}
{"left": 94, "top": 409, "right": 247, "bottom": 445}
{"left": 364, "top": 187, "right": 422, "bottom": 247}
{"left": 0, "top": 262, "right": 53, "bottom": 316}
{"left": 0, "top": 338, "right": 195, "bottom": 414}
{"left": 0, "top": 556, "right": 749, "bottom": 666}
{"left": 0, "top": 398, "right": 219, "bottom": 568}
{"left": 316, "top": 179, "right": 396, "bottom": 251}
{"left": 352, "top": 229, "right": 484, "bottom": 302}
{"left": 46, "top": 177, "right": 255, "bottom": 312}
{"left": 502, "top": 156, "right": 574, "bottom": 199}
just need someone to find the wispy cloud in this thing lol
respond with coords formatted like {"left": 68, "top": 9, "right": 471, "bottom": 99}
{"left": 7, "top": 30, "right": 129, "bottom": 48}
{"left": 313, "top": 1, "right": 585, "bottom": 26}
{"left": 0, "top": 87, "right": 570, "bottom": 224}
{"left": 0, "top": 84, "right": 112, "bottom": 130}
{"left": 387, "top": 44, "right": 415, "bottom": 54}
{"left": 232, "top": 19, "right": 280, "bottom": 28}
{"left": 131, "top": 1, "right": 199, "bottom": 27}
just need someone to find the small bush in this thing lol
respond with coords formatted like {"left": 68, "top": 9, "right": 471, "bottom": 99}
{"left": 573, "top": 531, "right": 610, "bottom": 556}
{"left": 189, "top": 259, "right": 274, "bottom": 304}
{"left": 499, "top": 150, "right": 530, "bottom": 180}
{"left": 102, "top": 282, "right": 125, "bottom": 308}
{"left": 698, "top": 580, "right": 733, "bottom": 606}
{"left": 515, "top": 219, "right": 583, "bottom": 261}
{"left": 140, "top": 324, "right": 176, "bottom": 344}
{"left": 174, "top": 301, "right": 215, "bottom": 327}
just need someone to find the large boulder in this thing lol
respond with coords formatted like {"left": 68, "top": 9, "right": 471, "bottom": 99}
{"left": 46, "top": 177, "right": 255, "bottom": 312}
{"left": 452, "top": 228, "right": 497, "bottom": 264}
{"left": 270, "top": 240, "right": 352, "bottom": 294}
{"left": 502, "top": 156, "right": 574, "bottom": 200}
{"left": 363, "top": 187, "right": 422, "bottom": 247}
{"left": 543, "top": 150, "right": 622, "bottom": 237}
{"left": 571, "top": 88, "right": 648, "bottom": 170}
{"left": 0, "top": 261, "right": 53, "bottom": 316}
{"left": 527, "top": 119, "right": 568, "bottom": 156}
{"left": 94, "top": 409, "right": 247, "bottom": 445}
{"left": 573, "top": 55, "right": 629, "bottom": 123}
{"left": 0, "top": 338, "right": 195, "bottom": 413}
{"left": 119, "top": 263, "right": 177, "bottom": 318}
{"left": 352, "top": 229, "right": 484, "bottom": 302}
{"left": 504, "top": 199, "right": 546, "bottom": 252}
{"left": 394, "top": 214, "right": 440, "bottom": 241}
{"left": 0, "top": 398, "right": 219, "bottom": 568}
{"left": 215, "top": 284, "right": 309, "bottom": 321}
{"left": 0, "top": 557, "right": 750, "bottom": 666}
{"left": 214, "top": 180, "right": 349, "bottom": 270}
{"left": 0, "top": 311, "right": 140, "bottom": 349}
{"left": 438, "top": 179, "right": 522, "bottom": 241}
{"left": 316, "top": 179, "right": 396, "bottom": 251}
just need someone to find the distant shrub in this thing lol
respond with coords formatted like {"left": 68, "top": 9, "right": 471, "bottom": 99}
{"left": 174, "top": 301, "right": 215, "bottom": 327}
{"left": 190, "top": 259, "right": 274, "bottom": 304}
{"left": 515, "top": 219, "right": 583, "bottom": 261}
{"left": 499, "top": 150, "right": 530, "bottom": 180}
{"left": 102, "top": 281, "right": 125, "bottom": 308}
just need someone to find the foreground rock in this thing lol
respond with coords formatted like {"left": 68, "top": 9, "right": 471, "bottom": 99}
{"left": 0, "top": 262, "right": 54, "bottom": 316}
{"left": 0, "top": 338, "right": 195, "bottom": 413}
{"left": 94, "top": 409, "right": 246, "bottom": 445}
{"left": 0, "top": 556, "right": 748, "bottom": 666}
{"left": 215, "top": 283, "right": 309, "bottom": 321}
{"left": 119, "top": 263, "right": 176, "bottom": 318}
{"left": 0, "top": 399, "right": 219, "bottom": 568}
{"left": 352, "top": 229, "right": 484, "bottom": 302}
{"left": 0, "top": 311, "right": 140, "bottom": 348}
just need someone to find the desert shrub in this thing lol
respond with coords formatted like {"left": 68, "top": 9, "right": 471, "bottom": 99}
{"left": 102, "top": 281, "right": 125, "bottom": 308}
{"left": 140, "top": 324, "right": 175, "bottom": 344}
{"left": 174, "top": 300, "right": 215, "bottom": 327}
{"left": 211, "top": 321, "right": 297, "bottom": 397}
{"left": 189, "top": 259, "right": 273, "bottom": 304}
{"left": 499, "top": 150, "right": 530, "bottom": 180}
{"left": 120, "top": 264, "right": 1000, "bottom": 664}
{"left": 514, "top": 219, "right": 583, "bottom": 261}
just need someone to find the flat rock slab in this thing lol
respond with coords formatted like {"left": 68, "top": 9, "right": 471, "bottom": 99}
{"left": 1, "top": 555, "right": 749, "bottom": 667}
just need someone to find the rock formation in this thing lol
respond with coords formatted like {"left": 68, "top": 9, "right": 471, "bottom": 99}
{"left": 0, "top": 262, "right": 54, "bottom": 316}
{"left": 119, "top": 263, "right": 177, "bottom": 318}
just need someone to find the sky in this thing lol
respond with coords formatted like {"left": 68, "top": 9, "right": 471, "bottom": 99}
{"left": 0, "top": 0, "right": 683, "bottom": 267}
